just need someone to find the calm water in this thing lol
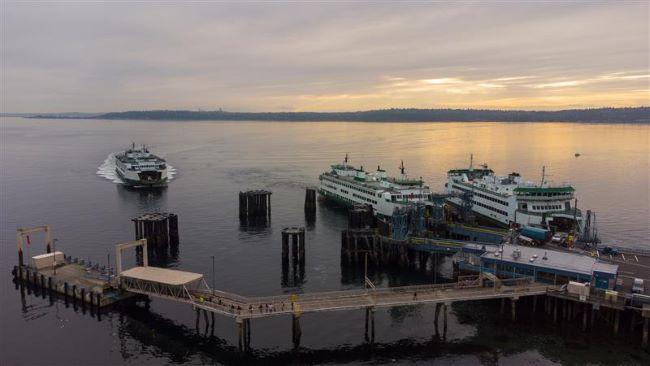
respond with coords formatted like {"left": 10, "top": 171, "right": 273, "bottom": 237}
{"left": 1, "top": 118, "right": 648, "bottom": 365}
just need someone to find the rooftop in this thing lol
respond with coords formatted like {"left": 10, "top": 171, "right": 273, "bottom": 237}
{"left": 120, "top": 266, "right": 203, "bottom": 286}
{"left": 481, "top": 244, "right": 618, "bottom": 276}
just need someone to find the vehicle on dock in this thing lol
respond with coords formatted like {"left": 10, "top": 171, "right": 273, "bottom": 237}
{"left": 115, "top": 144, "right": 168, "bottom": 187}
{"left": 318, "top": 155, "right": 436, "bottom": 218}
{"left": 632, "top": 278, "right": 644, "bottom": 294}
{"left": 445, "top": 156, "right": 584, "bottom": 233}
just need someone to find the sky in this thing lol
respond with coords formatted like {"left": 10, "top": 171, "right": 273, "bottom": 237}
{"left": 1, "top": 1, "right": 649, "bottom": 113}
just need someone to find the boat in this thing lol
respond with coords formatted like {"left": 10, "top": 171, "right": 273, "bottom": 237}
{"left": 318, "top": 155, "right": 435, "bottom": 217}
{"left": 444, "top": 155, "right": 583, "bottom": 232}
{"left": 115, "top": 144, "right": 168, "bottom": 187}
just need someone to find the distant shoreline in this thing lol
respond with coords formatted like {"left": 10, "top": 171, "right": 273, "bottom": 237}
{"left": 6, "top": 106, "right": 650, "bottom": 123}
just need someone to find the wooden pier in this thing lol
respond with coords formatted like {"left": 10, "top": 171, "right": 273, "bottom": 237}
{"left": 12, "top": 225, "right": 650, "bottom": 351}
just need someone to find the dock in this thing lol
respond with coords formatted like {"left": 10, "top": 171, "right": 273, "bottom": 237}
{"left": 12, "top": 220, "right": 650, "bottom": 352}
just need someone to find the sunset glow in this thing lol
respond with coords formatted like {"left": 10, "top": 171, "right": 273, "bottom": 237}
{"left": 2, "top": 1, "right": 649, "bottom": 112}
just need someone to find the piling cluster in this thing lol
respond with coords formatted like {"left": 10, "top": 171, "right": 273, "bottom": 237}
{"left": 282, "top": 227, "right": 306, "bottom": 287}
{"left": 239, "top": 190, "right": 272, "bottom": 226}
{"left": 132, "top": 212, "right": 179, "bottom": 262}
{"left": 340, "top": 231, "right": 444, "bottom": 283}
{"left": 348, "top": 204, "right": 375, "bottom": 229}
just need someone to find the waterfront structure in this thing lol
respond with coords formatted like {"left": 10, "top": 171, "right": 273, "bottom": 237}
{"left": 115, "top": 144, "right": 168, "bottom": 187}
{"left": 319, "top": 155, "right": 435, "bottom": 217}
{"left": 478, "top": 244, "right": 618, "bottom": 289}
{"left": 13, "top": 225, "right": 649, "bottom": 351}
{"left": 445, "top": 157, "right": 583, "bottom": 232}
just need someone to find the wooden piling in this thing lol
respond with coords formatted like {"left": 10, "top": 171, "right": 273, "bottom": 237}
{"left": 643, "top": 318, "right": 648, "bottom": 348}
{"left": 282, "top": 227, "right": 306, "bottom": 287}
{"left": 304, "top": 188, "right": 316, "bottom": 212}
{"left": 370, "top": 307, "right": 375, "bottom": 343}
{"left": 239, "top": 190, "right": 272, "bottom": 225}
{"left": 443, "top": 303, "right": 448, "bottom": 334}
{"left": 364, "top": 307, "right": 370, "bottom": 342}
{"left": 292, "top": 314, "right": 301, "bottom": 349}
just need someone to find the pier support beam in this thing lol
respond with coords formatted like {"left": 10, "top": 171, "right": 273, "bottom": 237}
{"left": 511, "top": 298, "right": 517, "bottom": 322}
{"left": 292, "top": 314, "right": 302, "bottom": 349}
{"left": 364, "top": 307, "right": 370, "bottom": 342}
{"left": 443, "top": 302, "right": 449, "bottom": 336}
{"left": 591, "top": 304, "right": 597, "bottom": 329}
{"left": 582, "top": 304, "right": 588, "bottom": 331}
{"left": 613, "top": 310, "right": 620, "bottom": 336}
{"left": 643, "top": 318, "right": 648, "bottom": 348}
{"left": 532, "top": 295, "right": 537, "bottom": 314}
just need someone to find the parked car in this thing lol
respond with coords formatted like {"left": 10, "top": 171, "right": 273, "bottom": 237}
{"left": 551, "top": 232, "right": 567, "bottom": 245}
{"left": 632, "top": 278, "right": 645, "bottom": 294}
{"left": 601, "top": 246, "right": 620, "bottom": 256}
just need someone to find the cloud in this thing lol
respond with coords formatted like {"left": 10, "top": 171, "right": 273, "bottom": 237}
{"left": 1, "top": 1, "right": 648, "bottom": 112}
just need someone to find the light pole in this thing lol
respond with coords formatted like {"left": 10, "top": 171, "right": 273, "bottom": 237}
{"left": 52, "top": 239, "right": 59, "bottom": 275}
{"left": 211, "top": 255, "right": 215, "bottom": 296}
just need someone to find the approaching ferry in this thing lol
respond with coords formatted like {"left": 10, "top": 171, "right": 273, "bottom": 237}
{"left": 319, "top": 155, "right": 434, "bottom": 217}
{"left": 115, "top": 144, "right": 168, "bottom": 187}
{"left": 445, "top": 156, "right": 583, "bottom": 232}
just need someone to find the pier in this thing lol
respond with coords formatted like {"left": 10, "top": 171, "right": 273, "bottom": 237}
{"left": 11, "top": 220, "right": 650, "bottom": 351}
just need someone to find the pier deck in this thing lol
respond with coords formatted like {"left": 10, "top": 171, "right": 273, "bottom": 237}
{"left": 118, "top": 270, "right": 551, "bottom": 319}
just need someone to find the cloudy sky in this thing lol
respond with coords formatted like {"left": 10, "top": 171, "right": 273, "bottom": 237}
{"left": 2, "top": 1, "right": 648, "bottom": 112}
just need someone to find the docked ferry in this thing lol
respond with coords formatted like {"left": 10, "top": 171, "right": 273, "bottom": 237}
{"left": 445, "top": 157, "right": 583, "bottom": 232}
{"left": 115, "top": 144, "right": 168, "bottom": 187}
{"left": 318, "top": 155, "right": 434, "bottom": 217}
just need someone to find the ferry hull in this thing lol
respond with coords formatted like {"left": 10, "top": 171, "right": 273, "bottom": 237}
{"left": 116, "top": 168, "right": 168, "bottom": 188}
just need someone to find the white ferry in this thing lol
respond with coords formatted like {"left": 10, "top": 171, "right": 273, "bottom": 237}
{"left": 318, "top": 155, "right": 434, "bottom": 217}
{"left": 445, "top": 156, "right": 583, "bottom": 232}
{"left": 115, "top": 144, "right": 168, "bottom": 187}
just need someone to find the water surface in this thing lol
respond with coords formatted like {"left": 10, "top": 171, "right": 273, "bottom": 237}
{"left": 1, "top": 118, "right": 648, "bottom": 365}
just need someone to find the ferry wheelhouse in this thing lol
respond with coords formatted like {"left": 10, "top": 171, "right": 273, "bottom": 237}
{"left": 318, "top": 155, "right": 434, "bottom": 217}
{"left": 445, "top": 159, "right": 583, "bottom": 232}
{"left": 115, "top": 144, "right": 168, "bottom": 187}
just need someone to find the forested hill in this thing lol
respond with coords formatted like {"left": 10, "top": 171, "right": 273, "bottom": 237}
{"left": 34, "top": 107, "right": 650, "bottom": 123}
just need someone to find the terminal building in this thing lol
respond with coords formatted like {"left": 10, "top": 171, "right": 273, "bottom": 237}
{"left": 476, "top": 244, "right": 618, "bottom": 290}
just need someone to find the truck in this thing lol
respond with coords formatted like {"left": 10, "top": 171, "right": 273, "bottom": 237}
{"left": 520, "top": 226, "right": 551, "bottom": 243}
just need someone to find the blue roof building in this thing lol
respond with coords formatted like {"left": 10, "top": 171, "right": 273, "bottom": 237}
{"left": 479, "top": 244, "right": 618, "bottom": 289}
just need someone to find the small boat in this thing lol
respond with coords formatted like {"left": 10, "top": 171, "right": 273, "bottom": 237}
{"left": 574, "top": 153, "right": 581, "bottom": 157}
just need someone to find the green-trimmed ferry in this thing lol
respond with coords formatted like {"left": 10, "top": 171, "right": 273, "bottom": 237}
{"left": 115, "top": 144, "right": 168, "bottom": 187}
{"left": 445, "top": 157, "right": 583, "bottom": 231}
{"left": 318, "top": 155, "right": 434, "bottom": 217}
